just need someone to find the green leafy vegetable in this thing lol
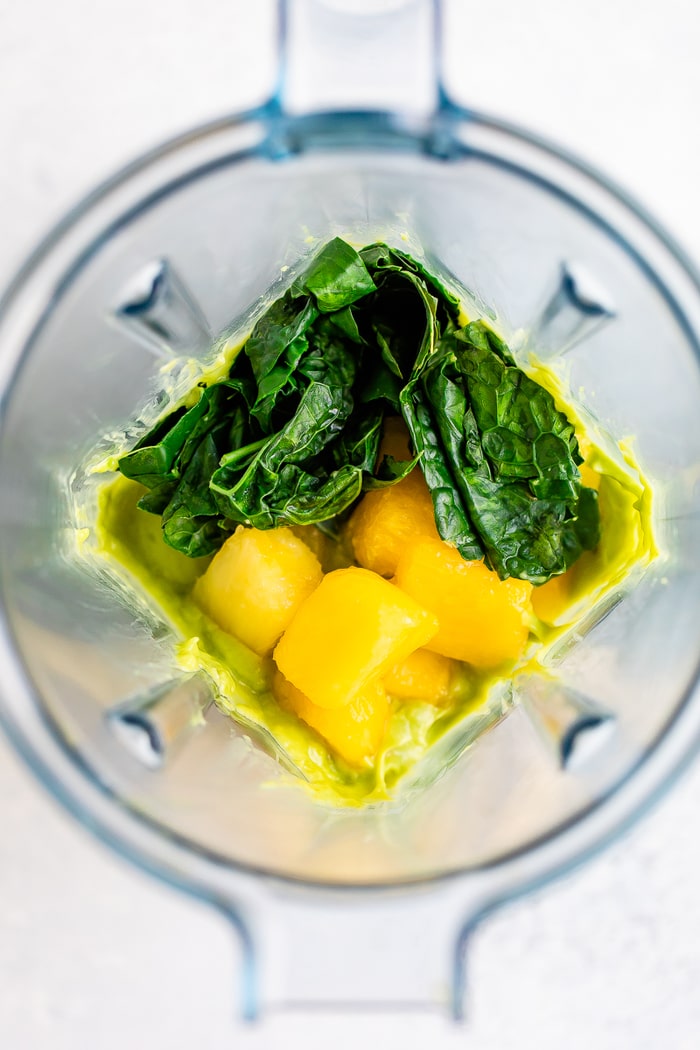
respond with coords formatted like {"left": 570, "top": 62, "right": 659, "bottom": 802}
{"left": 402, "top": 322, "right": 600, "bottom": 583}
{"left": 295, "top": 236, "right": 377, "bottom": 313}
{"left": 117, "top": 237, "right": 599, "bottom": 583}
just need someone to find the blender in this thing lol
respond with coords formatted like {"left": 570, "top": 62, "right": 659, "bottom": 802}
{"left": 1, "top": 0, "right": 700, "bottom": 1019}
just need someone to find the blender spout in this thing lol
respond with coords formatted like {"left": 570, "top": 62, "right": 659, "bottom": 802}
{"left": 275, "top": 0, "right": 442, "bottom": 118}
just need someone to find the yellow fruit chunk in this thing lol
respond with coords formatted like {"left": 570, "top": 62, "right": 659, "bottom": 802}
{"left": 290, "top": 524, "right": 328, "bottom": 563}
{"left": 394, "top": 538, "right": 532, "bottom": 668}
{"left": 274, "top": 566, "right": 438, "bottom": 710}
{"left": 579, "top": 462, "right": 601, "bottom": 491}
{"left": 384, "top": 648, "right": 454, "bottom": 704}
{"left": 194, "top": 527, "right": 322, "bottom": 655}
{"left": 274, "top": 671, "right": 389, "bottom": 767}
{"left": 347, "top": 469, "right": 439, "bottom": 578}
{"left": 291, "top": 524, "right": 354, "bottom": 572}
{"left": 378, "top": 415, "right": 412, "bottom": 462}
{"left": 347, "top": 415, "right": 440, "bottom": 577}
{"left": 531, "top": 571, "right": 571, "bottom": 623}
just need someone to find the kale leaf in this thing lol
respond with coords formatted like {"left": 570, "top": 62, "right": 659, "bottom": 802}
{"left": 403, "top": 321, "right": 600, "bottom": 582}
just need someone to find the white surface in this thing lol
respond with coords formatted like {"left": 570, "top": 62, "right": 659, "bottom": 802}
{"left": 2, "top": 1, "right": 700, "bottom": 1046}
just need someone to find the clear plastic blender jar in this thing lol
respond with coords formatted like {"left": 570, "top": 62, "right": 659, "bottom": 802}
{"left": 1, "top": 0, "right": 700, "bottom": 1019}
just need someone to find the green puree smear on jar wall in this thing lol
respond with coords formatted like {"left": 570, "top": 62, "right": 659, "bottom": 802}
{"left": 83, "top": 239, "right": 657, "bottom": 806}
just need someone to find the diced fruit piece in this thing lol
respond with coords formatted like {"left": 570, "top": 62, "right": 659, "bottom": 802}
{"left": 347, "top": 469, "right": 439, "bottom": 577}
{"left": 290, "top": 524, "right": 328, "bottom": 563}
{"left": 531, "top": 570, "right": 572, "bottom": 623}
{"left": 274, "top": 670, "right": 389, "bottom": 767}
{"left": 290, "top": 524, "right": 354, "bottom": 572}
{"left": 579, "top": 462, "right": 601, "bottom": 491}
{"left": 274, "top": 566, "right": 438, "bottom": 710}
{"left": 394, "top": 537, "right": 532, "bottom": 667}
{"left": 378, "top": 415, "right": 413, "bottom": 463}
{"left": 194, "top": 526, "right": 322, "bottom": 655}
{"left": 347, "top": 415, "right": 440, "bottom": 577}
{"left": 384, "top": 648, "right": 454, "bottom": 704}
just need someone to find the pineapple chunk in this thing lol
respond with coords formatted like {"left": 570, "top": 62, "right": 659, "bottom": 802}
{"left": 384, "top": 648, "right": 454, "bottom": 704}
{"left": 274, "top": 670, "right": 389, "bottom": 767}
{"left": 194, "top": 527, "right": 322, "bottom": 655}
{"left": 394, "top": 537, "right": 532, "bottom": 668}
{"left": 274, "top": 566, "right": 438, "bottom": 710}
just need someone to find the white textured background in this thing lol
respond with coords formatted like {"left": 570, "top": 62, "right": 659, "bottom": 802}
{"left": 1, "top": 1, "right": 700, "bottom": 1047}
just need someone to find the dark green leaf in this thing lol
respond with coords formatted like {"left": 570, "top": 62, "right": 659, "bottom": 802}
{"left": 400, "top": 377, "right": 483, "bottom": 561}
{"left": 161, "top": 434, "right": 227, "bottom": 557}
{"left": 297, "top": 237, "right": 376, "bottom": 313}
{"left": 210, "top": 379, "right": 356, "bottom": 529}
{"left": 364, "top": 453, "right": 421, "bottom": 490}
{"left": 329, "top": 306, "right": 364, "bottom": 344}
{"left": 118, "top": 380, "right": 253, "bottom": 490}
{"left": 409, "top": 321, "right": 599, "bottom": 583}
{"left": 361, "top": 243, "right": 462, "bottom": 333}
{"left": 244, "top": 294, "right": 318, "bottom": 388}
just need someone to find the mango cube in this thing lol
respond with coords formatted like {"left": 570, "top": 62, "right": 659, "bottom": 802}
{"left": 291, "top": 524, "right": 355, "bottom": 573}
{"left": 346, "top": 415, "right": 440, "bottom": 578}
{"left": 194, "top": 526, "right": 322, "bottom": 655}
{"left": 347, "top": 469, "right": 439, "bottom": 578}
{"left": 384, "top": 648, "right": 454, "bottom": 704}
{"left": 274, "top": 566, "right": 438, "bottom": 710}
{"left": 274, "top": 670, "right": 389, "bottom": 767}
{"left": 377, "top": 415, "right": 413, "bottom": 462}
{"left": 394, "top": 537, "right": 532, "bottom": 668}
{"left": 530, "top": 570, "right": 572, "bottom": 624}
{"left": 579, "top": 462, "right": 601, "bottom": 491}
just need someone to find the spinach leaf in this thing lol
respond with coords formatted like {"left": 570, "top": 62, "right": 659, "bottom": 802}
{"left": 360, "top": 269, "right": 437, "bottom": 380}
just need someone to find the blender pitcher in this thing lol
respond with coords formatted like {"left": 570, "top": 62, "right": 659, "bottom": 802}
{"left": 2, "top": 0, "right": 700, "bottom": 1020}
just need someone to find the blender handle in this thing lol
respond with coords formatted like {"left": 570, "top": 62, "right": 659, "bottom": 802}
{"left": 220, "top": 877, "right": 492, "bottom": 1020}
{"left": 274, "top": 0, "right": 446, "bottom": 118}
